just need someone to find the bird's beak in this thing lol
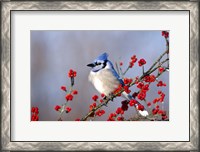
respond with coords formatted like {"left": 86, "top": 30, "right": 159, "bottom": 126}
{"left": 87, "top": 63, "right": 95, "bottom": 67}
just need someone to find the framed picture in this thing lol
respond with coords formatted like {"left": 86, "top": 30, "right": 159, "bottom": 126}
{"left": 1, "top": 1, "right": 199, "bottom": 151}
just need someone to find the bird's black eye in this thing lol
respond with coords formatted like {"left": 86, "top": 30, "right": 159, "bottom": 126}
{"left": 96, "top": 62, "right": 101, "bottom": 65}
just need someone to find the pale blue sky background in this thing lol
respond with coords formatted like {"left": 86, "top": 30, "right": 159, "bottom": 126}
{"left": 31, "top": 31, "right": 169, "bottom": 121}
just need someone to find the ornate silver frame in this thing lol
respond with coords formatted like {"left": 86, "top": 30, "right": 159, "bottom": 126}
{"left": 1, "top": 1, "right": 199, "bottom": 151}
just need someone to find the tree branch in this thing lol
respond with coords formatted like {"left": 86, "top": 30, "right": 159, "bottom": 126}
{"left": 81, "top": 38, "right": 169, "bottom": 121}
{"left": 81, "top": 56, "right": 168, "bottom": 121}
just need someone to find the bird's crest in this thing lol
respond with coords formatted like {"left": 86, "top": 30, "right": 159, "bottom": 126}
{"left": 96, "top": 52, "right": 108, "bottom": 61}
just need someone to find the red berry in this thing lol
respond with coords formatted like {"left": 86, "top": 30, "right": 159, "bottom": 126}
{"left": 92, "top": 102, "right": 96, "bottom": 107}
{"left": 137, "top": 104, "right": 144, "bottom": 111}
{"left": 95, "top": 110, "right": 100, "bottom": 116}
{"left": 152, "top": 108, "right": 159, "bottom": 115}
{"left": 157, "top": 81, "right": 166, "bottom": 87}
{"left": 101, "top": 93, "right": 105, "bottom": 98}
{"left": 160, "top": 93, "right": 165, "bottom": 102}
{"left": 158, "top": 110, "right": 163, "bottom": 115}
{"left": 144, "top": 76, "right": 150, "bottom": 82}
{"left": 124, "top": 86, "right": 131, "bottom": 94}
{"left": 162, "top": 31, "right": 169, "bottom": 38}
{"left": 35, "top": 115, "right": 39, "bottom": 121}
{"left": 137, "top": 91, "right": 146, "bottom": 100}
{"left": 162, "top": 31, "right": 165, "bottom": 36}
{"left": 144, "top": 75, "right": 156, "bottom": 83}
{"left": 158, "top": 67, "right": 165, "bottom": 73}
{"left": 31, "top": 107, "right": 35, "bottom": 113}
{"left": 95, "top": 109, "right": 105, "bottom": 117}
{"left": 89, "top": 105, "right": 94, "bottom": 111}
{"left": 109, "top": 113, "right": 116, "bottom": 119}
{"left": 65, "top": 94, "right": 73, "bottom": 101}
{"left": 153, "top": 98, "right": 159, "bottom": 104}
{"left": 34, "top": 107, "right": 39, "bottom": 114}
{"left": 162, "top": 111, "right": 166, "bottom": 116}
{"left": 61, "top": 86, "right": 67, "bottom": 91}
{"left": 116, "top": 107, "right": 124, "bottom": 115}
{"left": 100, "top": 99, "right": 103, "bottom": 103}
{"left": 165, "top": 32, "right": 169, "bottom": 38}
{"left": 113, "top": 84, "right": 123, "bottom": 96}
{"left": 142, "top": 84, "right": 149, "bottom": 92}
{"left": 123, "top": 78, "right": 132, "bottom": 85}
{"left": 147, "top": 102, "right": 151, "bottom": 107}
{"left": 75, "top": 118, "right": 80, "bottom": 121}
{"left": 92, "top": 95, "right": 98, "bottom": 101}
{"left": 131, "top": 55, "right": 137, "bottom": 63}
{"left": 66, "top": 107, "right": 72, "bottom": 113}
{"left": 129, "top": 99, "right": 137, "bottom": 107}
{"left": 72, "top": 90, "right": 78, "bottom": 95}
{"left": 101, "top": 110, "right": 105, "bottom": 114}
{"left": 129, "top": 61, "right": 134, "bottom": 68}
{"left": 107, "top": 118, "right": 115, "bottom": 121}
{"left": 117, "top": 116, "right": 124, "bottom": 121}
{"left": 31, "top": 114, "right": 36, "bottom": 121}
{"left": 68, "top": 69, "right": 77, "bottom": 78}
{"left": 124, "top": 78, "right": 129, "bottom": 84}
{"left": 54, "top": 105, "right": 61, "bottom": 111}
{"left": 137, "top": 82, "right": 144, "bottom": 89}
{"left": 162, "top": 115, "right": 168, "bottom": 120}
{"left": 150, "top": 75, "right": 156, "bottom": 82}
{"left": 138, "top": 58, "right": 146, "bottom": 66}
{"left": 119, "top": 62, "right": 123, "bottom": 66}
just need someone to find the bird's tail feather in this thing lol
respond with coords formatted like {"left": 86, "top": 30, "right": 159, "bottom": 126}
{"left": 122, "top": 92, "right": 149, "bottom": 117}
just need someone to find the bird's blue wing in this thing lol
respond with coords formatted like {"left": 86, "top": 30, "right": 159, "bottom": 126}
{"left": 107, "top": 60, "right": 124, "bottom": 86}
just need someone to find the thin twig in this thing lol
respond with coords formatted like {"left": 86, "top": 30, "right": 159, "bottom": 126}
{"left": 119, "top": 66, "right": 123, "bottom": 78}
{"left": 142, "top": 65, "right": 144, "bottom": 74}
{"left": 148, "top": 58, "right": 169, "bottom": 75}
{"left": 115, "top": 62, "right": 120, "bottom": 75}
{"left": 123, "top": 66, "right": 130, "bottom": 76}
{"left": 147, "top": 49, "right": 168, "bottom": 73}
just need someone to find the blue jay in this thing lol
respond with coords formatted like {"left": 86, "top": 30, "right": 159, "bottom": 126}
{"left": 87, "top": 52, "right": 148, "bottom": 117}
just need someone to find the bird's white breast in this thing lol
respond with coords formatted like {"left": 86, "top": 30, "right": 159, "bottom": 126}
{"left": 88, "top": 68, "right": 120, "bottom": 96}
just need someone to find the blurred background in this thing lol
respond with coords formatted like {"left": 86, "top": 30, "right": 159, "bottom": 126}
{"left": 31, "top": 30, "right": 169, "bottom": 121}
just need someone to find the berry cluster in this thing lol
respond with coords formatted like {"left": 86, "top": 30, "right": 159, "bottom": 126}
{"left": 31, "top": 107, "right": 39, "bottom": 121}
{"left": 68, "top": 69, "right": 77, "bottom": 78}
{"left": 162, "top": 31, "right": 169, "bottom": 38}
{"left": 144, "top": 75, "right": 156, "bottom": 83}
{"left": 136, "top": 82, "right": 150, "bottom": 101}
{"left": 88, "top": 94, "right": 106, "bottom": 118}
{"left": 157, "top": 81, "right": 166, "bottom": 87}
{"left": 129, "top": 55, "right": 137, "bottom": 68}
{"left": 138, "top": 58, "right": 146, "bottom": 66}
{"left": 95, "top": 109, "right": 105, "bottom": 117}
{"left": 123, "top": 78, "right": 133, "bottom": 85}
{"left": 54, "top": 69, "right": 78, "bottom": 120}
